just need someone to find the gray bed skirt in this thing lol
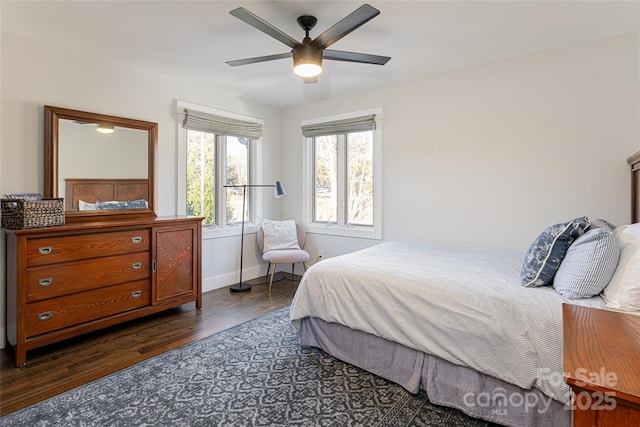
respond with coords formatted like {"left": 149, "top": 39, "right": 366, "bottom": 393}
{"left": 298, "top": 317, "right": 570, "bottom": 427}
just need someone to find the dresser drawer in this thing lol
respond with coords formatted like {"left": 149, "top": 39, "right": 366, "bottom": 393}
{"left": 26, "top": 252, "right": 151, "bottom": 302}
{"left": 26, "top": 229, "right": 150, "bottom": 267}
{"left": 25, "top": 280, "right": 151, "bottom": 337}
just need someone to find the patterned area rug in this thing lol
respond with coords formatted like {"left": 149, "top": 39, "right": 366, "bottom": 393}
{"left": 1, "top": 307, "right": 487, "bottom": 427}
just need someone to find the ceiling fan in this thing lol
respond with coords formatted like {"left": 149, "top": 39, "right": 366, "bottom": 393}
{"left": 226, "top": 3, "right": 391, "bottom": 82}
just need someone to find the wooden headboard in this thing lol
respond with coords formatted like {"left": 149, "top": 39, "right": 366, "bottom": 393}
{"left": 629, "top": 151, "right": 640, "bottom": 224}
{"left": 65, "top": 178, "right": 149, "bottom": 211}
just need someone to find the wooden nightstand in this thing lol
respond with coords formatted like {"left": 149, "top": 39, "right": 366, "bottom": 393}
{"left": 563, "top": 304, "right": 640, "bottom": 427}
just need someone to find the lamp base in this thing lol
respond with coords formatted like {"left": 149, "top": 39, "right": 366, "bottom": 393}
{"left": 229, "top": 282, "right": 252, "bottom": 292}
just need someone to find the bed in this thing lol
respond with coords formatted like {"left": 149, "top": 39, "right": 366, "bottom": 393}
{"left": 290, "top": 153, "right": 640, "bottom": 427}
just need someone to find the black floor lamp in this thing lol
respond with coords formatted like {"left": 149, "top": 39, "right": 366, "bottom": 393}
{"left": 223, "top": 181, "right": 286, "bottom": 292}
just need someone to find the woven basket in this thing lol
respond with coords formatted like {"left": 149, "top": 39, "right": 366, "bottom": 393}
{"left": 1, "top": 198, "right": 65, "bottom": 229}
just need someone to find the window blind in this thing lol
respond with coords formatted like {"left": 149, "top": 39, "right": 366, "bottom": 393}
{"left": 301, "top": 114, "right": 376, "bottom": 137}
{"left": 183, "top": 109, "right": 263, "bottom": 139}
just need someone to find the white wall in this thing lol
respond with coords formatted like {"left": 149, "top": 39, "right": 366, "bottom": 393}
{"left": 0, "top": 33, "right": 284, "bottom": 348}
{"left": 282, "top": 34, "right": 639, "bottom": 262}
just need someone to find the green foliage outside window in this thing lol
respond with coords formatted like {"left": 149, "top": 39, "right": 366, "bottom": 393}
{"left": 186, "top": 130, "right": 215, "bottom": 225}
{"left": 186, "top": 131, "right": 249, "bottom": 227}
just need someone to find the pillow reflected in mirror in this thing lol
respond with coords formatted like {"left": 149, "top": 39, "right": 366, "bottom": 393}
{"left": 78, "top": 200, "right": 97, "bottom": 211}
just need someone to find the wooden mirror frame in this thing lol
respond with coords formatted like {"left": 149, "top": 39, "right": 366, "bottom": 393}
{"left": 44, "top": 105, "right": 157, "bottom": 222}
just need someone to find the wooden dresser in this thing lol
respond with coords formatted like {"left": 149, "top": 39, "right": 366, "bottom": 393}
{"left": 3, "top": 216, "right": 202, "bottom": 367}
{"left": 563, "top": 304, "right": 640, "bottom": 427}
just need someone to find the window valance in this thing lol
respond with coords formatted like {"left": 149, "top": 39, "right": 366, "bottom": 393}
{"left": 183, "top": 109, "right": 263, "bottom": 139}
{"left": 301, "top": 114, "right": 376, "bottom": 137}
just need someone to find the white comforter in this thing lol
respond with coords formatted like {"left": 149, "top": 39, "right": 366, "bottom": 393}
{"left": 290, "top": 241, "right": 606, "bottom": 404}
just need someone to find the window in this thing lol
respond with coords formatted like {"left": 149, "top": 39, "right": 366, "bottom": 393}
{"left": 186, "top": 132, "right": 250, "bottom": 226}
{"left": 177, "top": 101, "right": 263, "bottom": 235}
{"left": 303, "top": 109, "right": 382, "bottom": 239}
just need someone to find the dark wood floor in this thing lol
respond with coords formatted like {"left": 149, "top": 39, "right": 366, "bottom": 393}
{"left": 0, "top": 273, "right": 299, "bottom": 416}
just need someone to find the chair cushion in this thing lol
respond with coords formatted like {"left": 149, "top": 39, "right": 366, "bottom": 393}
{"left": 262, "top": 249, "right": 310, "bottom": 264}
{"left": 262, "top": 219, "right": 301, "bottom": 252}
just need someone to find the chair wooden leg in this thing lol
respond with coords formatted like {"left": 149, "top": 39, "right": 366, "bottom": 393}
{"left": 266, "top": 263, "right": 271, "bottom": 283}
{"left": 302, "top": 262, "right": 307, "bottom": 272}
{"left": 291, "top": 263, "right": 295, "bottom": 280}
{"left": 269, "top": 265, "right": 276, "bottom": 293}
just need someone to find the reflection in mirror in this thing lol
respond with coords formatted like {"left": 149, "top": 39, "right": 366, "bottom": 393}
{"left": 44, "top": 105, "right": 157, "bottom": 221}
{"left": 58, "top": 119, "right": 149, "bottom": 201}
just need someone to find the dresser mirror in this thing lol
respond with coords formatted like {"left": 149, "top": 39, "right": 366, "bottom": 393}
{"left": 44, "top": 105, "right": 157, "bottom": 221}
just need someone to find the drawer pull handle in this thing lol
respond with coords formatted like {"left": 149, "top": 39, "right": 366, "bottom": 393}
{"left": 131, "top": 262, "right": 142, "bottom": 270}
{"left": 38, "top": 311, "right": 53, "bottom": 321}
{"left": 38, "top": 246, "right": 53, "bottom": 255}
{"left": 38, "top": 278, "right": 53, "bottom": 287}
{"left": 131, "top": 290, "right": 142, "bottom": 298}
{"left": 131, "top": 237, "right": 143, "bottom": 244}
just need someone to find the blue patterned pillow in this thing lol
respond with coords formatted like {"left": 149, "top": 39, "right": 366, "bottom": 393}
{"left": 122, "top": 199, "right": 148, "bottom": 209}
{"left": 521, "top": 217, "right": 591, "bottom": 287}
{"left": 96, "top": 200, "right": 125, "bottom": 210}
{"left": 587, "top": 218, "right": 616, "bottom": 232}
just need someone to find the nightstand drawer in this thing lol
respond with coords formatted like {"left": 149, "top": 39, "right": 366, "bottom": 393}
{"left": 25, "top": 280, "right": 150, "bottom": 337}
{"left": 26, "top": 252, "right": 151, "bottom": 302}
{"left": 26, "top": 229, "right": 150, "bottom": 267}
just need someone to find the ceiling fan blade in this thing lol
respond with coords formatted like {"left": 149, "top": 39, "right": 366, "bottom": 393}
{"left": 323, "top": 49, "right": 390, "bottom": 65}
{"left": 312, "top": 4, "right": 380, "bottom": 49}
{"left": 229, "top": 7, "right": 301, "bottom": 49}
{"left": 226, "top": 53, "right": 292, "bottom": 67}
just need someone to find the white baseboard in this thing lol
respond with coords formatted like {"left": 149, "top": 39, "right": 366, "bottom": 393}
{"left": 202, "top": 265, "right": 265, "bottom": 293}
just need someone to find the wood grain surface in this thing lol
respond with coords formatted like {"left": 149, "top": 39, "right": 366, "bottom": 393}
{"left": 563, "top": 303, "right": 640, "bottom": 405}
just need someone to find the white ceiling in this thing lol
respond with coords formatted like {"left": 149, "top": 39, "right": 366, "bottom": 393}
{"left": 3, "top": 1, "right": 639, "bottom": 108}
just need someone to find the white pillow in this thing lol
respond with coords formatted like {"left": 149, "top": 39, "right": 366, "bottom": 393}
{"left": 78, "top": 200, "right": 97, "bottom": 211}
{"left": 602, "top": 223, "right": 640, "bottom": 312}
{"left": 262, "top": 219, "right": 300, "bottom": 252}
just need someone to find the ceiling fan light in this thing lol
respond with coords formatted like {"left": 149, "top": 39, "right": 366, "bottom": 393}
{"left": 293, "top": 44, "right": 322, "bottom": 78}
{"left": 96, "top": 124, "right": 115, "bottom": 134}
{"left": 294, "top": 62, "right": 322, "bottom": 78}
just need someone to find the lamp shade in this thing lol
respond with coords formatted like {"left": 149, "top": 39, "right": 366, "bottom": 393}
{"left": 274, "top": 181, "right": 286, "bottom": 198}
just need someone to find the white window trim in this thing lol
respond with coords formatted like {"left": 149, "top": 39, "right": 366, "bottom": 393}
{"left": 176, "top": 99, "right": 264, "bottom": 240}
{"left": 302, "top": 107, "right": 383, "bottom": 240}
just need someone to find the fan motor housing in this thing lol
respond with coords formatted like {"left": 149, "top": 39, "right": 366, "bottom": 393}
{"left": 293, "top": 44, "right": 322, "bottom": 66}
